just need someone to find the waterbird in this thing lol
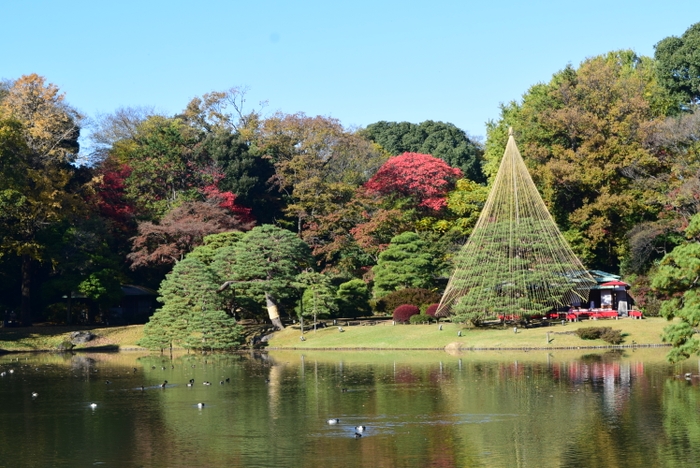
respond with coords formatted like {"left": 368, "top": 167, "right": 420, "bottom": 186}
{"left": 0, "top": 371, "right": 6, "bottom": 377}
{"left": 354, "top": 432, "right": 362, "bottom": 438}
{"left": 225, "top": 378, "right": 230, "bottom": 383}
{"left": 160, "top": 380, "right": 168, "bottom": 388}
{"left": 139, "top": 386, "right": 145, "bottom": 391}
{"left": 189, "top": 378, "right": 195, "bottom": 383}
{"left": 220, "top": 381, "right": 224, "bottom": 385}
{"left": 31, "top": 392, "right": 38, "bottom": 397}
{"left": 327, "top": 418, "right": 340, "bottom": 425}
{"left": 197, "top": 402, "right": 205, "bottom": 408}
{"left": 187, "top": 382, "right": 193, "bottom": 387}
{"left": 105, "top": 380, "right": 111, "bottom": 384}
{"left": 90, "top": 403, "right": 97, "bottom": 409}
{"left": 355, "top": 425, "right": 366, "bottom": 432}
{"left": 9, "top": 369, "right": 14, "bottom": 374}
{"left": 203, "top": 381, "right": 211, "bottom": 386}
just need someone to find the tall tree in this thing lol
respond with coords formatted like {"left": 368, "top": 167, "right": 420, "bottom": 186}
{"left": 364, "top": 152, "right": 463, "bottom": 211}
{"left": 650, "top": 213, "right": 700, "bottom": 361}
{"left": 484, "top": 51, "right": 674, "bottom": 271}
{"left": 655, "top": 22, "right": 700, "bottom": 107}
{"left": 258, "top": 113, "right": 387, "bottom": 233}
{"left": 362, "top": 120, "right": 485, "bottom": 182}
{"left": 0, "top": 75, "right": 86, "bottom": 325}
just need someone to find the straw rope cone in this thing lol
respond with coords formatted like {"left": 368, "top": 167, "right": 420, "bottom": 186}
{"left": 437, "top": 129, "right": 597, "bottom": 322}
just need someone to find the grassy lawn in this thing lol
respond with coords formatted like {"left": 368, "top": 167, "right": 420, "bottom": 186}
{"left": 0, "top": 317, "right": 674, "bottom": 354}
{"left": 0, "top": 324, "right": 146, "bottom": 352}
{"left": 267, "top": 317, "right": 672, "bottom": 350}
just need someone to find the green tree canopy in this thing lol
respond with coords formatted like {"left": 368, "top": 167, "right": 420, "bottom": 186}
{"left": 655, "top": 22, "right": 700, "bottom": 107}
{"left": 139, "top": 256, "right": 242, "bottom": 351}
{"left": 212, "top": 225, "right": 313, "bottom": 329}
{"left": 650, "top": 213, "right": 700, "bottom": 362}
{"left": 372, "top": 231, "right": 436, "bottom": 298}
{"left": 484, "top": 51, "right": 674, "bottom": 271}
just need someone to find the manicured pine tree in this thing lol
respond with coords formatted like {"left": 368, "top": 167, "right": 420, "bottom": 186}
{"left": 372, "top": 232, "right": 436, "bottom": 298}
{"left": 336, "top": 279, "right": 372, "bottom": 318}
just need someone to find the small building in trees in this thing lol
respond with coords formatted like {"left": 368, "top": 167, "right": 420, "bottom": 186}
{"left": 109, "top": 285, "right": 158, "bottom": 324}
{"left": 586, "top": 271, "right": 634, "bottom": 314}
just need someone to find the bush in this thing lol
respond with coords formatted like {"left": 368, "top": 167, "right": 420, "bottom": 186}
{"left": 374, "top": 288, "right": 441, "bottom": 314}
{"left": 393, "top": 304, "right": 420, "bottom": 323}
{"left": 425, "top": 304, "right": 439, "bottom": 317}
{"left": 409, "top": 313, "right": 433, "bottom": 324}
{"left": 575, "top": 327, "right": 624, "bottom": 344}
{"left": 600, "top": 328, "right": 623, "bottom": 344}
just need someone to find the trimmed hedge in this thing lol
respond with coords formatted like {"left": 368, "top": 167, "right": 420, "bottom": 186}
{"left": 409, "top": 313, "right": 433, "bottom": 324}
{"left": 393, "top": 304, "right": 420, "bottom": 323}
{"left": 575, "top": 327, "right": 624, "bottom": 345}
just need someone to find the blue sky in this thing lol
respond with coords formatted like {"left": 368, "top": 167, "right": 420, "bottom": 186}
{"left": 3, "top": 1, "right": 699, "bottom": 143}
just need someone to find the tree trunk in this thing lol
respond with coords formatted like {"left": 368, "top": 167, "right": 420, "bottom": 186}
{"left": 265, "top": 292, "right": 285, "bottom": 330}
{"left": 21, "top": 255, "right": 32, "bottom": 327}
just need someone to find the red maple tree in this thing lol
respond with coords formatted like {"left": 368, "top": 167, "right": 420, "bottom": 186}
{"left": 363, "top": 152, "right": 462, "bottom": 211}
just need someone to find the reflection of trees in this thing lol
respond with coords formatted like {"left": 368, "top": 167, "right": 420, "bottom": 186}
{"left": 0, "top": 352, "right": 695, "bottom": 466}
{"left": 659, "top": 379, "right": 700, "bottom": 465}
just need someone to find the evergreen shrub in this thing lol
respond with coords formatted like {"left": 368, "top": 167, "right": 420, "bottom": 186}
{"left": 409, "top": 313, "right": 433, "bottom": 324}
{"left": 575, "top": 327, "right": 623, "bottom": 344}
{"left": 393, "top": 304, "right": 420, "bottom": 323}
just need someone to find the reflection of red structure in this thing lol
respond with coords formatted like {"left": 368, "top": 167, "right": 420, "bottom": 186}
{"left": 563, "top": 360, "right": 644, "bottom": 383}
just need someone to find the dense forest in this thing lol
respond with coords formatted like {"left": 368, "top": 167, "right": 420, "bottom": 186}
{"left": 2, "top": 22, "right": 700, "bottom": 355}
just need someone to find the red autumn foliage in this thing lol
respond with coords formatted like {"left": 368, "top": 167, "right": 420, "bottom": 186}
{"left": 364, "top": 152, "right": 462, "bottom": 211}
{"left": 202, "top": 184, "right": 254, "bottom": 225}
{"left": 393, "top": 304, "right": 420, "bottom": 323}
{"left": 95, "top": 163, "right": 135, "bottom": 230}
{"left": 425, "top": 304, "right": 439, "bottom": 317}
{"left": 128, "top": 201, "right": 254, "bottom": 269}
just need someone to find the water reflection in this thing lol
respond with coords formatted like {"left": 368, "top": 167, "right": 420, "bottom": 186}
{"left": 0, "top": 350, "right": 698, "bottom": 467}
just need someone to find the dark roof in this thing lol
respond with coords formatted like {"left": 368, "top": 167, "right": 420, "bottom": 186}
{"left": 121, "top": 285, "right": 158, "bottom": 296}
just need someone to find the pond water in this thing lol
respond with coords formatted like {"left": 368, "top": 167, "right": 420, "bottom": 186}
{"left": 0, "top": 349, "right": 698, "bottom": 467}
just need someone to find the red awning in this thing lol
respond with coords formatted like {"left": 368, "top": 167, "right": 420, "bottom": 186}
{"left": 601, "top": 280, "right": 629, "bottom": 288}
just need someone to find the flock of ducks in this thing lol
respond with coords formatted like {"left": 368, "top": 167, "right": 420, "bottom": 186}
{"left": 5, "top": 364, "right": 371, "bottom": 437}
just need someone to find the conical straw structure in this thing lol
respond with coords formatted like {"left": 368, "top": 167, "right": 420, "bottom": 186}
{"left": 436, "top": 131, "right": 596, "bottom": 321}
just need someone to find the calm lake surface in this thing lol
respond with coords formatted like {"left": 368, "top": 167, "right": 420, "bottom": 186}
{"left": 0, "top": 348, "right": 698, "bottom": 468}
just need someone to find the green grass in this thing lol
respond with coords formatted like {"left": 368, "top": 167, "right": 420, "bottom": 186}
{"left": 0, "top": 317, "right": 674, "bottom": 354}
{"left": 267, "top": 317, "right": 672, "bottom": 350}
{"left": 0, "top": 324, "right": 146, "bottom": 352}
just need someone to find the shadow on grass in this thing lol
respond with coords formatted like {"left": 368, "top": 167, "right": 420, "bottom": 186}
{"left": 0, "top": 325, "right": 105, "bottom": 341}
{"left": 73, "top": 345, "right": 120, "bottom": 353}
